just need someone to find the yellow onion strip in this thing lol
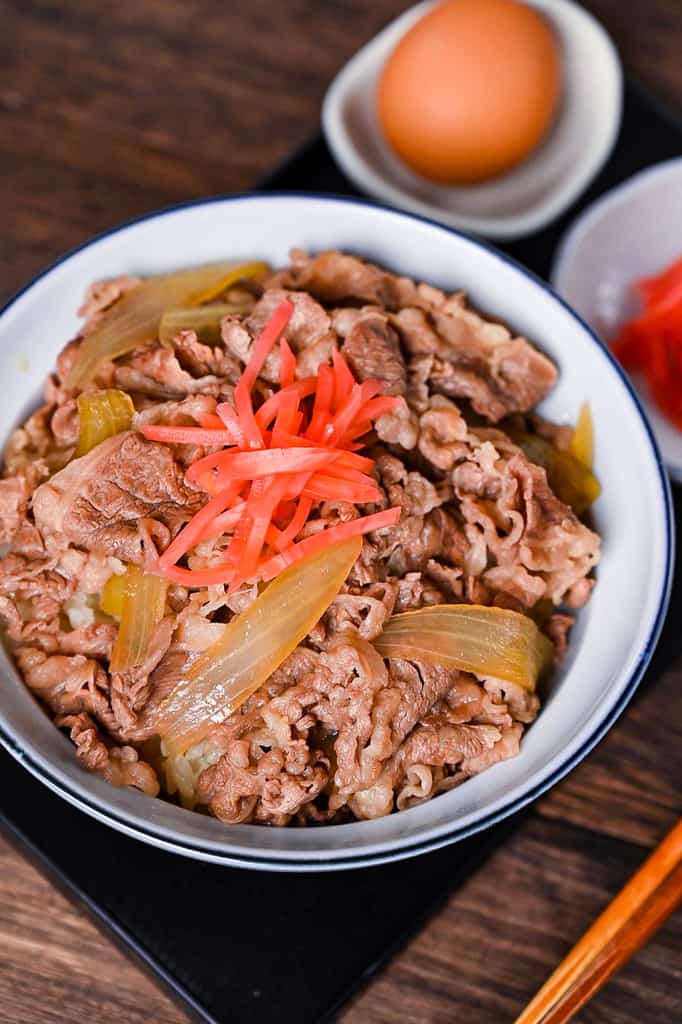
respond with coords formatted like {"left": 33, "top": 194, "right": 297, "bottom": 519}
{"left": 99, "top": 571, "right": 127, "bottom": 618}
{"left": 570, "top": 400, "right": 595, "bottom": 470}
{"left": 110, "top": 565, "right": 169, "bottom": 673}
{"left": 374, "top": 605, "right": 553, "bottom": 693}
{"left": 66, "top": 260, "right": 269, "bottom": 388}
{"left": 75, "top": 388, "right": 135, "bottom": 457}
{"left": 154, "top": 536, "right": 362, "bottom": 757}
{"left": 514, "top": 431, "right": 600, "bottom": 517}
{"left": 158, "top": 303, "right": 245, "bottom": 346}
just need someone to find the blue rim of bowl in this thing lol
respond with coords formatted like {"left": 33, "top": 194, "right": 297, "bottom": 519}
{"left": 0, "top": 191, "right": 674, "bottom": 870}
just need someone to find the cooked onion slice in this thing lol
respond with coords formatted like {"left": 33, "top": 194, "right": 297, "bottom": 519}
{"left": 75, "top": 388, "right": 135, "bottom": 457}
{"left": 99, "top": 571, "right": 127, "bottom": 618}
{"left": 374, "top": 604, "right": 553, "bottom": 692}
{"left": 514, "top": 431, "right": 600, "bottom": 517}
{"left": 66, "top": 261, "right": 269, "bottom": 388}
{"left": 158, "top": 303, "right": 245, "bottom": 346}
{"left": 569, "top": 400, "right": 594, "bottom": 470}
{"left": 110, "top": 565, "right": 169, "bottom": 673}
{"left": 153, "top": 536, "right": 362, "bottom": 757}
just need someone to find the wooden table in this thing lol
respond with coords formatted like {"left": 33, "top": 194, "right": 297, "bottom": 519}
{"left": 2, "top": 2, "right": 681, "bottom": 1021}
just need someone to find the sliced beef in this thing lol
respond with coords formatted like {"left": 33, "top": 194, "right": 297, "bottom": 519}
{"left": 387, "top": 659, "right": 470, "bottom": 750}
{"left": 171, "top": 329, "right": 241, "bottom": 381}
{"left": 6, "top": 522, "right": 46, "bottom": 559}
{"left": 268, "top": 250, "right": 400, "bottom": 307}
{"left": 481, "top": 678, "right": 539, "bottom": 724}
{"left": 330, "top": 306, "right": 369, "bottom": 337}
{"left": 342, "top": 313, "right": 407, "bottom": 395}
{"left": 544, "top": 612, "right": 575, "bottom": 661}
{"left": 50, "top": 400, "right": 79, "bottom": 448}
{"left": 417, "top": 394, "right": 469, "bottom": 470}
{"left": 113, "top": 345, "right": 222, "bottom": 399}
{"left": 223, "top": 288, "right": 335, "bottom": 384}
{"left": 322, "top": 581, "right": 397, "bottom": 644}
{"left": 32, "top": 432, "right": 202, "bottom": 565}
{"left": 459, "top": 721, "right": 523, "bottom": 774}
{"left": 399, "top": 720, "right": 502, "bottom": 770}
{"left": 295, "top": 336, "right": 337, "bottom": 378}
{"left": 56, "top": 623, "right": 117, "bottom": 659}
{"left": 452, "top": 436, "right": 600, "bottom": 607}
{"left": 375, "top": 402, "right": 419, "bottom": 450}
{"left": 0, "top": 554, "right": 75, "bottom": 645}
{"left": 248, "top": 289, "right": 331, "bottom": 351}
{"left": 16, "top": 647, "right": 120, "bottom": 735}
{"left": 197, "top": 639, "right": 501, "bottom": 823}
{"left": 406, "top": 353, "right": 435, "bottom": 414}
{"left": 394, "top": 571, "right": 446, "bottom": 612}
{"left": 78, "top": 274, "right": 140, "bottom": 327}
{"left": 482, "top": 564, "right": 546, "bottom": 608}
{"left": 199, "top": 736, "right": 329, "bottom": 825}
{"left": 375, "top": 454, "right": 443, "bottom": 517}
{"left": 339, "top": 314, "right": 416, "bottom": 449}
{"left": 3, "top": 405, "right": 61, "bottom": 477}
{"left": 132, "top": 394, "right": 218, "bottom": 430}
{"left": 0, "top": 469, "right": 41, "bottom": 544}
{"left": 57, "top": 712, "right": 159, "bottom": 795}
{"left": 393, "top": 300, "right": 557, "bottom": 421}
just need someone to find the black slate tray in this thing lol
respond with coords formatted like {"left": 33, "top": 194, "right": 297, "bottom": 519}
{"left": 1, "top": 77, "right": 681, "bottom": 1024}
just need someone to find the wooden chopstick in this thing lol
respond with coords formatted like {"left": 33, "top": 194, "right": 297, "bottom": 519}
{"left": 514, "top": 818, "right": 682, "bottom": 1024}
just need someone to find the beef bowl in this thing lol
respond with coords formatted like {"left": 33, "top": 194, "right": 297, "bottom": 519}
{"left": 0, "top": 194, "right": 672, "bottom": 869}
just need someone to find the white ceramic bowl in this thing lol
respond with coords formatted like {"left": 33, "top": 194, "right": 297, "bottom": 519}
{"left": 322, "top": 0, "right": 622, "bottom": 240}
{"left": 552, "top": 158, "right": 682, "bottom": 482}
{"left": 0, "top": 194, "right": 672, "bottom": 870}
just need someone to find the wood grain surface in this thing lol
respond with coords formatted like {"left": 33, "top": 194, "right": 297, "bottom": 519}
{"left": 2, "top": 2, "right": 682, "bottom": 1022}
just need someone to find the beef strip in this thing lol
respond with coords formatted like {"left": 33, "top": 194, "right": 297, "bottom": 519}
{"left": 248, "top": 288, "right": 331, "bottom": 351}
{"left": 57, "top": 712, "right": 159, "bottom": 795}
{"left": 50, "top": 400, "right": 79, "bottom": 448}
{"left": 132, "top": 394, "right": 218, "bottom": 430}
{"left": 0, "top": 553, "right": 75, "bottom": 645}
{"left": 267, "top": 249, "right": 409, "bottom": 308}
{"left": 32, "top": 432, "right": 202, "bottom": 565}
{"left": 113, "top": 345, "right": 223, "bottom": 399}
{"left": 78, "top": 274, "right": 140, "bottom": 327}
{"left": 2, "top": 405, "right": 63, "bottom": 477}
{"left": 16, "top": 646, "right": 121, "bottom": 735}
{"left": 222, "top": 288, "right": 336, "bottom": 384}
{"left": 452, "top": 434, "right": 600, "bottom": 607}
{"left": 417, "top": 394, "right": 469, "bottom": 470}
{"left": 394, "top": 301, "right": 557, "bottom": 421}
{"left": 0, "top": 466, "right": 45, "bottom": 545}
{"left": 171, "top": 329, "right": 242, "bottom": 381}
{"left": 342, "top": 312, "right": 407, "bottom": 396}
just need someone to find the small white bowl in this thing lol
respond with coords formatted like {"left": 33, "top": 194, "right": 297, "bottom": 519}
{"left": 552, "top": 158, "right": 682, "bottom": 482}
{"left": 0, "top": 195, "right": 672, "bottom": 870}
{"left": 322, "top": 0, "right": 622, "bottom": 240}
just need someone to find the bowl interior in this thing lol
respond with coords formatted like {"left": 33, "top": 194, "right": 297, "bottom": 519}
{"left": 0, "top": 194, "right": 670, "bottom": 867}
{"left": 322, "top": 0, "right": 622, "bottom": 239}
{"left": 552, "top": 158, "right": 682, "bottom": 482}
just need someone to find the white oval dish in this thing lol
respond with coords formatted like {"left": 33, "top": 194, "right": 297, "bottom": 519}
{"left": 0, "top": 194, "right": 672, "bottom": 870}
{"left": 552, "top": 157, "right": 682, "bottom": 482}
{"left": 322, "top": 0, "right": 623, "bottom": 240}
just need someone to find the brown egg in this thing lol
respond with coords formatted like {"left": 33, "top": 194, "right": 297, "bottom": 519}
{"left": 377, "top": 0, "right": 563, "bottom": 185}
